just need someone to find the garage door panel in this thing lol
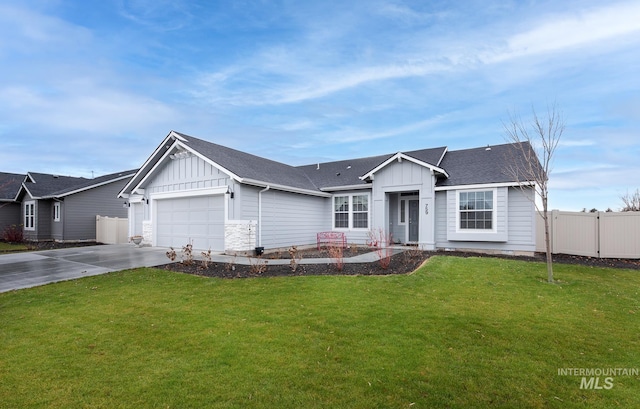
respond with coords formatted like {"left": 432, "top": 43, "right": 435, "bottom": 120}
{"left": 156, "top": 195, "right": 224, "bottom": 251}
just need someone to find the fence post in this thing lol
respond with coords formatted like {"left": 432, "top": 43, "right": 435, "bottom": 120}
{"left": 96, "top": 215, "right": 101, "bottom": 243}
{"left": 597, "top": 211, "right": 602, "bottom": 259}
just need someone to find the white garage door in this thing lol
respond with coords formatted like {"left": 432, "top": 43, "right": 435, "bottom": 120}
{"left": 156, "top": 195, "right": 224, "bottom": 251}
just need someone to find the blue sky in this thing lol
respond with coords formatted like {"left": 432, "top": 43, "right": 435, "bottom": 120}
{"left": 1, "top": 0, "right": 638, "bottom": 211}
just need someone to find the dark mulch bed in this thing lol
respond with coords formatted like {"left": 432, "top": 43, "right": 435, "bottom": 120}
{"left": 160, "top": 248, "right": 639, "bottom": 279}
{"left": 28, "top": 241, "right": 104, "bottom": 251}
{"left": 159, "top": 250, "right": 428, "bottom": 279}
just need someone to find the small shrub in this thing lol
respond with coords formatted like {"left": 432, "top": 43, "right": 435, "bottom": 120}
{"left": 225, "top": 254, "right": 237, "bottom": 272}
{"left": 201, "top": 249, "right": 212, "bottom": 269}
{"left": 368, "top": 228, "right": 393, "bottom": 270}
{"left": 288, "top": 246, "right": 302, "bottom": 272}
{"left": 2, "top": 224, "right": 24, "bottom": 243}
{"left": 403, "top": 245, "right": 425, "bottom": 261}
{"left": 327, "top": 244, "right": 344, "bottom": 271}
{"left": 181, "top": 241, "right": 194, "bottom": 266}
{"left": 166, "top": 247, "right": 177, "bottom": 261}
{"left": 249, "top": 257, "right": 268, "bottom": 274}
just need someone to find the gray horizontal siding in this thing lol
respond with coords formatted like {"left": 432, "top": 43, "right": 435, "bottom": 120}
{"left": 259, "top": 189, "right": 330, "bottom": 249}
{"left": 63, "top": 179, "right": 130, "bottom": 241}
{"left": 0, "top": 203, "right": 20, "bottom": 233}
{"left": 435, "top": 187, "right": 535, "bottom": 253}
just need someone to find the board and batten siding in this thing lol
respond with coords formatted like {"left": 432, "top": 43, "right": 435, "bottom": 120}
{"left": 145, "top": 154, "right": 231, "bottom": 195}
{"left": 258, "top": 188, "right": 329, "bottom": 249}
{"left": 435, "top": 187, "right": 535, "bottom": 253}
{"left": 370, "top": 160, "right": 436, "bottom": 248}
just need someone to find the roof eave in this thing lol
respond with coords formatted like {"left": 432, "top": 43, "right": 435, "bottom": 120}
{"left": 320, "top": 184, "right": 372, "bottom": 192}
{"left": 57, "top": 173, "right": 136, "bottom": 198}
{"left": 118, "top": 131, "right": 184, "bottom": 198}
{"left": 435, "top": 181, "right": 535, "bottom": 191}
{"left": 240, "top": 178, "right": 331, "bottom": 198}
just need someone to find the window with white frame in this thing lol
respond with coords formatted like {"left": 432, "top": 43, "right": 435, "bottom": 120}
{"left": 54, "top": 202, "right": 61, "bottom": 222}
{"left": 334, "top": 194, "right": 369, "bottom": 229}
{"left": 399, "top": 199, "right": 406, "bottom": 224}
{"left": 24, "top": 201, "right": 35, "bottom": 231}
{"left": 459, "top": 190, "right": 494, "bottom": 230}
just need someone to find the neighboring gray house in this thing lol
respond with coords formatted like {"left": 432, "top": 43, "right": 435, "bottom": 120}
{"left": 17, "top": 170, "right": 136, "bottom": 242}
{"left": 0, "top": 172, "right": 26, "bottom": 236}
{"left": 119, "top": 131, "right": 538, "bottom": 255}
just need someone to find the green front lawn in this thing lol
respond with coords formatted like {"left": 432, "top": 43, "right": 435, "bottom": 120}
{"left": 1, "top": 256, "right": 638, "bottom": 408}
{"left": 0, "top": 241, "right": 28, "bottom": 253}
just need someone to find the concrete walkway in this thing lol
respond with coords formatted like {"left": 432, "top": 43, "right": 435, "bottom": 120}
{"left": 0, "top": 244, "right": 406, "bottom": 293}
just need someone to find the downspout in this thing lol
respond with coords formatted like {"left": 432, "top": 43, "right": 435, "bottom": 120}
{"left": 258, "top": 185, "right": 270, "bottom": 247}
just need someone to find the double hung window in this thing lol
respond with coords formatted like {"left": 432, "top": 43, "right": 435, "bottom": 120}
{"left": 334, "top": 194, "right": 369, "bottom": 229}
{"left": 459, "top": 190, "right": 493, "bottom": 230}
{"left": 24, "top": 201, "right": 35, "bottom": 231}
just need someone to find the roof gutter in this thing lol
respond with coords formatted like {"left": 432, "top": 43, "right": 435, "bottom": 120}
{"left": 240, "top": 178, "right": 331, "bottom": 198}
{"left": 434, "top": 181, "right": 535, "bottom": 191}
{"left": 320, "top": 184, "right": 372, "bottom": 192}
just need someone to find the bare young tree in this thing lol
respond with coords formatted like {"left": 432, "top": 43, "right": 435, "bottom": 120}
{"left": 503, "top": 103, "right": 564, "bottom": 283}
{"left": 620, "top": 188, "right": 640, "bottom": 212}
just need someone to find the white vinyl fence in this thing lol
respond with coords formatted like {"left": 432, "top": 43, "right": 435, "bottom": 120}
{"left": 536, "top": 210, "right": 640, "bottom": 259}
{"left": 96, "top": 215, "right": 129, "bottom": 245}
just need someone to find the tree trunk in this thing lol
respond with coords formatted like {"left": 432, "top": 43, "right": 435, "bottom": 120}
{"left": 543, "top": 206, "right": 554, "bottom": 283}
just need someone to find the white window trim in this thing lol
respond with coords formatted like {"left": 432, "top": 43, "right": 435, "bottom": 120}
{"left": 332, "top": 193, "right": 371, "bottom": 231}
{"left": 455, "top": 188, "right": 497, "bottom": 234}
{"left": 53, "top": 202, "right": 61, "bottom": 222}
{"left": 398, "top": 198, "right": 406, "bottom": 225}
{"left": 24, "top": 200, "right": 35, "bottom": 231}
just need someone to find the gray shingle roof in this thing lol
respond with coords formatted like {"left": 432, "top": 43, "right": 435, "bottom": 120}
{"left": 177, "top": 132, "right": 319, "bottom": 191}
{"left": 436, "top": 142, "right": 538, "bottom": 187}
{"left": 125, "top": 131, "right": 538, "bottom": 195}
{"left": 296, "top": 153, "right": 393, "bottom": 189}
{"left": 0, "top": 173, "right": 25, "bottom": 201}
{"left": 22, "top": 170, "right": 136, "bottom": 199}
{"left": 23, "top": 173, "right": 86, "bottom": 198}
{"left": 179, "top": 132, "right": 450, "bottom": 191}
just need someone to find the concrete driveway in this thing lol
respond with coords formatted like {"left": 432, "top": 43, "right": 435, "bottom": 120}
{"left": 0, "top": 244, "right": 172, "bottom": 293}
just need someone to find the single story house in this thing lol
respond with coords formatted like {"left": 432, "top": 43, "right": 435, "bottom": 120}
{"left": 119, "top": 131, "right": 539, "bottom": 255}
{"left": 0, "top": 172, "right": 26, "bottom": 236}
{"left": 16, "top": 170, "right": 136, "bottom": 242}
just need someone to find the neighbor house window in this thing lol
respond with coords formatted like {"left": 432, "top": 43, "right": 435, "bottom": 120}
{"left": 24, "top": 201, "right": 35, "bottom": 231}
{"left": 334, "top": 194, "right": 369, "bottom": 229}
{"left": 54, "top": 202, "right": 61, "bottom": 222}
{"left": 459, "top": 190, "right": 494, "bottom": 230}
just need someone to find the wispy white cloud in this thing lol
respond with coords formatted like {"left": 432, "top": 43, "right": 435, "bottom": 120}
{"left": 116, "top": 0, "right": 193, "bottom": 31}
{"left": 0, "top": 3, "right": 92, "bottom": 53}
{"left": 488, "top": 1, "right": 640, "bottom": 62}
{"left": 191, "top": 1, "right": 640, "bottom": 108}
{"left": 558, "top": 139, "right": 596, "bottom": 148}
{"left": 0, "top": 82, "right": 179, "bottom": 133}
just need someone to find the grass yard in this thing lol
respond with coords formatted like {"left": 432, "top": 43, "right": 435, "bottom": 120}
{"left": 0, "top": 256, "right": 638, "bottom": 408}
{"left": 0, "top": 242, "right": 28, "bottom": 253}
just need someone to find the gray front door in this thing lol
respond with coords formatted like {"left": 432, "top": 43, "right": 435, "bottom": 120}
{"left": 408, "top": 199, "right": 419, "bottom": 242}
